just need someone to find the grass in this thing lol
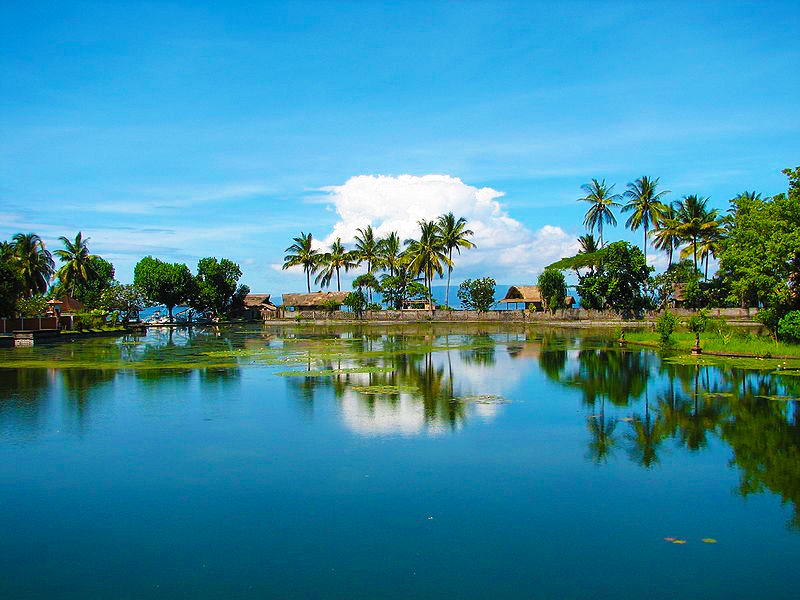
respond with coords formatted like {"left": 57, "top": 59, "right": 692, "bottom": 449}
{"left": 625, "top": 330, "right": 800, "bottom": 358}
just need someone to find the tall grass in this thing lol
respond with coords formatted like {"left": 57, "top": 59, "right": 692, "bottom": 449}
{"left": 626, "top": 329, "right": 800, "bottom": 357}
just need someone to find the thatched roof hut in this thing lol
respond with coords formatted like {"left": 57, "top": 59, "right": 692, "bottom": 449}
{"left": 282, "top": 291, "right": 349, "bottom": 310}
{"left": 499, "top": 286, "right": 576, "bottom": 310}
{"left": 244, "top": 294, "right": 278, "bottom": 311}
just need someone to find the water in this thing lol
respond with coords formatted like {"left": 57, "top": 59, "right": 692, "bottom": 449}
{"left": 0, "top": 323, "right": 798, "bottom": 599}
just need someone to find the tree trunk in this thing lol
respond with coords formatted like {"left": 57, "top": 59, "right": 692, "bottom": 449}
{"left": 643, "top": 223, "right": 648, "bottom": 265}
{"left": 336, "top": 268, "right": 340, "bottom": 291}
{"left": 693, "top": 235, "right": 698, "bottom": 271}
{"left": 445, "top": 248, "right": 453, "bottom": 307}
{"left": 306, "top": 269, "right": 311, "bottom": 293}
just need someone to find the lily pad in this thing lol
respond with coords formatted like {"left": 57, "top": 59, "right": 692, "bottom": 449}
{"left": 352, "top": 384, "right": 418, "bottom": 395}
{"left": 453, "top": 394, "right": 509, "bottom": 405}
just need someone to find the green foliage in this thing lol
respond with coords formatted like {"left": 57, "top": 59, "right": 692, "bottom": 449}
{"left": 191, "top": 257, "right": 248, "bottom": 316}
{"left": 320, "top": 298, "right": 340, "bottom": 312}
{"left": 755, "top": 307, "right": 782, "bottom": 340}
{"left": 685, "top": 309, "right": 710, "bottom": 348}
{"left": 283, "top": 232, "right": 320, "bottom": 293}
{"left": 10, "top": 232, "right": 55, "bottom": 297}
{"left": 101, "top": 282, "right": 150, "bottom": 320}
{"left": 457, "top": 278, "right": 496, "bottom": 312}
{"left": 537, "top": 269, "right": 567, "bottom": 313}
{"left": 0, "top": 260, "right": 24, "bottom": 317}
{"left": 778, "top": 311, "right": 800, "bottom": 343}
{"left": 343, "top": 289, "right": 368, "bottom": 317}
{"left": 72, "top": 309, "right": 107, "bottom": 330}
{"left": 652, "top": 260, "right": 702, "bottom": 307}
{"left": 718, "top": 168, "right": 800, "bottom": 310}
{"left": 575, "top": 241, "right": 654, "bottom": 317}
{"left": 134, "top": 256, "right": 196, "bottom": 320}
{"left": 380, "top": 271, "right": 427, "bottom": 309}
{"left": 656, "top": 310, "right": 679, "bottom": 345}
{"left": 17, "top": 295, "right": 49, "bottom": 317}
{"left": 52, "top": 255, "right": 115, "bottom": 308}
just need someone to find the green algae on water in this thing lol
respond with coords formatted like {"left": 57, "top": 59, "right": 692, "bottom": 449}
{"left": 275, "top": 366, "right": 395, "bottom": 377}
{"left": 351, "top": 384, "right": 418, "bottom": 395}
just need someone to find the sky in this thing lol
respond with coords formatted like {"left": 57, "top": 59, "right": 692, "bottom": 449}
{"left": 1, "top": 0, "right": 798, "bottom": 298}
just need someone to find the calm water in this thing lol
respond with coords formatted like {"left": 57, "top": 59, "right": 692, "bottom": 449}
{"left": 1, "top": 323, "right": 798, "bottom": 599}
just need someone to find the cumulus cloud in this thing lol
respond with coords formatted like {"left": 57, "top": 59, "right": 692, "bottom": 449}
{"left": 319, "top": 174, "right": 578, "bottom": 281}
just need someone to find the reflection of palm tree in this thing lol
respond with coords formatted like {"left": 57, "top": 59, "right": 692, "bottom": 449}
{"left": 587, "top": 395, "right": 618, "bottom": 464}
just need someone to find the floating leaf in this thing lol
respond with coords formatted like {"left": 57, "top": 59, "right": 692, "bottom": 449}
{"left": 672, "top": 540, "right": 687, "bottom": 544}
{"left": 663, "top": 537, "right": 676, "bottom": 542}
{"left": 453, "top": 394, "right": 509, "bottom": 405}
{"left": 352, "top": 384, "right": 418, "bottom": 395}
{"left": 701, "top": 538, "right": 717, "bottom": 543}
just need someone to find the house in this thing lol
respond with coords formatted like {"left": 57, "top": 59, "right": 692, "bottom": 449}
{"left": 281, "top": 291, "right": 349, "bottom": 312}
{"left": 499, "top": 286, "right": 575, "bottom": 311}
{"left": 242, "top": 294, "right": 281, "bottom": 320}
{"left": 47, "top": 295, "right": 87, "bottom": 329}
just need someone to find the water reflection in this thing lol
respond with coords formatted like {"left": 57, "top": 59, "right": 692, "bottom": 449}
{"left": 1, "top": 324, "right": 799, "bottom": 528}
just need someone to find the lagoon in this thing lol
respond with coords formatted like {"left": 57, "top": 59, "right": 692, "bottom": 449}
{"left": 1, "top": 323, "right": 798, "bottom": 599}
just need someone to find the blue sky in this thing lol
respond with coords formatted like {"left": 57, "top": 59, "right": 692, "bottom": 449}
{"left": 1, "top": 1, "right": 798, "bottom": 297}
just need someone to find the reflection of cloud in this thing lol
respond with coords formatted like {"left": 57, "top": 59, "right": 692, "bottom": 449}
{"left": 338, "top": 390, "right": 428, "bottom": 436}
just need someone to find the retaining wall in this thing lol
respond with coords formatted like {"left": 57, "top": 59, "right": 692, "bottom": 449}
{"left": 0, "top": 317, "right": 58, "bottom": 333}
{"left": 282, "top": 307, "right": 757, "bottom": 323}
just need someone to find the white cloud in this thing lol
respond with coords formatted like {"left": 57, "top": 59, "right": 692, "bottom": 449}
{"left": 319, "top": 174, "right": 579, "bottom": 281}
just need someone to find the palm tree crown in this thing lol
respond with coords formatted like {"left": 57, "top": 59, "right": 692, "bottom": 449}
{"left": 578, "top": 179, "right": 621, "bottom": 247}
{"left": 54, "top": 232, "right": 97, "bottom": 298}
{"left": 405, "top": 220, "right": 451, "bottom": 303}
{"left": 437, "top": 212, "right": 475, "bottom": 307}
{"left": 651, "top": 205, "right": 682, "bottom": 267}
{"left": 378, "top": 232, "right": 404, "bottom": 277}
{"left": 354, "top": 226, "right": 380, "bottom": 274}
{"left": 315, "top": 238, "right": 357, "bottom": 291}
{"left": 283, "top": 232, "right": 320, "bottom": 293}
{"left": 12, "top": 232, "right": 55, "bottom": 297}
{"left": 622, "top": 176, "right": 670, "bottom": 263}
{"left": 674, "top": 196, "right": 718, "bottom": 271}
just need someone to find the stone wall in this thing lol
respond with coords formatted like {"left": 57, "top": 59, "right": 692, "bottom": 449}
{"left": 279, "top": 307, "right": 757, "bottom": 323}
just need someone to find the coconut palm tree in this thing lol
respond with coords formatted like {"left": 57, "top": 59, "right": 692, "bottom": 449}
{"left": 11, "top": 233, "right": 55, "bottom": 297}
{"left": 378, "top": 231, "right": 404, "bottom": 277}
{"left": 315, "top": 238, "right": 357, "bottom": 291}
{"left": 622, "top": 176, "right": 670, "bottom": 264}
{"left": 54, "top": 232, "right": 97, "bottom": 298}
{"left": 283, "top": 232, "right": 320, "bottom": 293}
{"left": 354, "top": 225, "right": 380, "bottom": 274}
{"left": 651, "top": 205, "right": 683, "bottom": 267}
{"left": 674, "top": 195, "right": 718, "bottom": 272}
{"left": 578, "top": 179, "right": 621, "bottom": 247}
{"left": 577, "top": 234, "right": 599, "bottom": 255}
{"left": 405, "top": 220, "right": 451, "bottom": 304}
{"left": 437, "top": 212, "right": 475, "bottom": 307}
{"left": 692, "top": 221, "right": 724, "bottom": 280}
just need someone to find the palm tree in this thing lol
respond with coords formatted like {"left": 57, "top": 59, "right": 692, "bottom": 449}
{"left": 692, "top": 221, "right": 723, "bottom": 280}
{"left": 578, "top": 179, "right": 621, "bottom": 247}
{"left": 651, "top": 205, "right": 682, "bottom": 267}
{"left": 283, "top": 232, "right": 320, "bottom": 293}
{"left": 315, "top": 238, "right": 357, "bottom": 291}
{"left": 622, "top": 176, "right": 670, "bottom": 263}
{"left": 379, "top": 232, "right": 404, "bottom": 277}
{"left": 11, "top": 233, "right": 54, "bottom": 297}
{"left": 437, "top": 212, "right": 475, "bottom": 307}
{"left": 674, "top": 195, "right": 718, "bottom": 271}
{"left": 577, "top": 234, "right": 599, "bottom": 255}
{"left": 54, "top": 232, "right": 97, "bottom": 298}
{"left": 354, "top": 225, "right": 380, "bottom": 274}
{"left": 404, "top": 220, "right": 451, "bottom": 304}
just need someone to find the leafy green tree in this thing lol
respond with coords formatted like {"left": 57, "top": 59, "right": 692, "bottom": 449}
{"left": 537, "top": 269, "right": 567, "bottom": 313}
{"left": 134, "top": 256, "right": 195, "bottom": 321}
{"left": 192, "top": 257, "right": 249, "bottom": 316}
{"left": 622, "top": 176, "right": 669, "bottom": 264}
{"left": 11, "top": 233, "right": 54, "bottom": 297}
{"left": 457, "top": 277, "right": 496, "bottom": 312}
{"left": 17, "top": 295, "right": 49, "bottom": 316}
{"left": 651, "top": 260, "right": 702, "bottom": 307}
{"left": 405, "top": 219, "right": 451, "bottom": 302}
{"left": 283, "top": 232, "right": 320, "bottom": 293}
{"left": 578, "top": 179, "right": 621, "bottom": 247}
{"left": 717, "top": 170, "right": 800, "bottom": 310}
{"left": 52, "top": 255, "right": 115, "bottom": 307}
{"left": 0, "top": 261, "right": 24, "bottom": 317}
{"left": 437, "top": 212, "right": 475, "bottom": 307}
{"left": 380, "top": 268, "right": 428, "bottom": 309}
{"left": 54, "top": 232, "right": 99, "bottom": 298}
{"left": 101, "top": 282, "right": 151, "bottom": 321}
{"left": 343, "top": 289, "right": 368, "bottom": 317}
{"left": 315, "top": 238, "right": 357, "bottom": 291}
{"left": 573, "top": 241, "right": 653, "bottom": 317}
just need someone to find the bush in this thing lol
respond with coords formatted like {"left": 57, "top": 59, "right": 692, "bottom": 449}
{"left": 320, "top": 298, "right": 340, "bottom": 312}
{"left": 343, "top": 290, "right": 367, "bottom": 317}
{"left": 366, "top": 303, "right": 382, "bottom": 311}
{"left": 537, "top": 269, "right": 566, "bottom": 313}
{"left": 778, "top": 310, "right": 800, "bottom": 343}
{"left": 17, "top": 296, "right": 49, "bottom": 317}
{"left": 73, "top": 309, "right": 107, "bottom": 330}
{"left": 685, "top": 309, "right": 710, "bottom": 349}
{"left": 656, "top": 310, "right": 679, "bottom": 345}
{"left": 755, "top": 307, "right": 781, "bottom": 340}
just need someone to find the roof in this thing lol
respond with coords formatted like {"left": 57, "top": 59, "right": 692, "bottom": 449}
{"left": 498, "top": 286, "right": 543, "bottom": 303}
{"left": 57, "top": 295, "right": 86, "bottom": 313}
{"left": 281, "top": 291, "right": 349, "bottom": 307}
{"left": 243, "top": 294, "right": 275, "bottom": 308}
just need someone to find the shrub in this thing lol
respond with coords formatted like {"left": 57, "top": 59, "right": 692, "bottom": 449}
{"left": 366, "top": 303, "right": 382, "bottom": 311}
{"left": 537, "top": 269, "right": 567, "bottom": 313}
{"left": 73, "top": 309, "right": 106, "bottom": 330}
{"left": 320, "top": 298, "right": 340, "bottom": 312}
{"left": 343, "top": 290, "right": 367, "bottom": 317}
{"left": 656, "top": 310, "right": 679, "bottom": 345}
{"left": 685, "top": 309, "right": 710, "bottom": 349}
{"left": 778, "top": 310, "right": 800, "bottom": 343}
{"left": 457, "top": 278, "right": 496, "bottom": 312}
{"left": 755, "top": 307, "right": 781, "bottom": 340}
